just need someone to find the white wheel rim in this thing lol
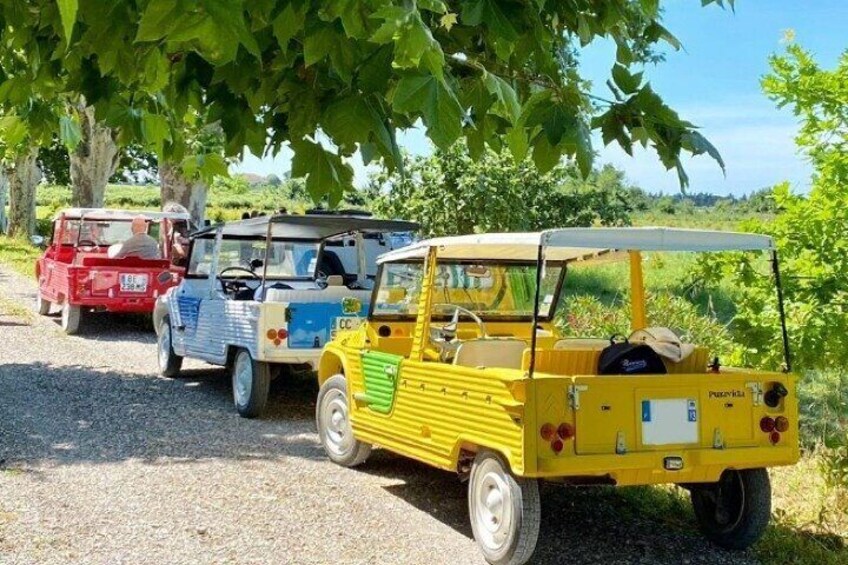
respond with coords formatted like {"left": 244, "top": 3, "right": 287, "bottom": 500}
{"left": 321, "top": 390, "right": 352, "bottom": 457}
{"left": 61, "top": 304, "right": 69, "bottom": 328}
{"left": 158, "top": 324, "right": 171, "bottom": 372}
{"left": 472, "top": 459, "right": 514, "bottom": 554}
{"left": 234, "top": 353, "right": 253, "bottom": 406}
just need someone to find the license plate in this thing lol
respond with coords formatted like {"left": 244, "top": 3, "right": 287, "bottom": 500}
{"left": 119, "top": 273, "right": 149, "bottom": 293}
{"left": 641, "top": 398, "right": 699, "bottom": 445}
{"left": 330, "top": 316, "right": 361, "bottom": 339}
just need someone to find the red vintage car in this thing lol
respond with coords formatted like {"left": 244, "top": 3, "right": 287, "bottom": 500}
{"left": 35, "top": 208, "right": 192, "bottom": 334}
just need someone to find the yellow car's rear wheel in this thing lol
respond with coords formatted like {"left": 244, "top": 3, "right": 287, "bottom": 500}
{"left": 690, "top": 468, "right": 771, "bottom": 550}
{"left": 468, "top": 451, "right": 540, "bottom": 565}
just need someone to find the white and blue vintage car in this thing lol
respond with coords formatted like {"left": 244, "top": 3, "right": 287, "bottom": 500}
{"left": 153, "top": 213, "right": 417, "bottom": 418}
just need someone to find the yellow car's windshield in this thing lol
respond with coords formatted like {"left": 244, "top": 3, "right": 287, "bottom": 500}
{"left": 372, "top": 261, "right": 564, "bottom": 321}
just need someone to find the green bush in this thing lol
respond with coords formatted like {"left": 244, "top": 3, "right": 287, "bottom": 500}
{"left": 797, "top": 370, "right": 848, "bottom": 489}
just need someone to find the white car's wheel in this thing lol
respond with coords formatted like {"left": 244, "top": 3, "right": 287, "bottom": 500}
{"left": 231, "top": 348, "right": 270, "bottom": 418}
{"left": 61, "top": 302, "right": 82, "bottom": 335}
{"left": 157, "top": 316, "right": 183, "bottom": 378}
{"left": 36, "top": 294, "right": 51, "bottom": 315}
{"left": 316, "top": 375, "right": 371, "bottom": 467}
{"left": 469, "top": 451, "right": 540, "bottom": 565}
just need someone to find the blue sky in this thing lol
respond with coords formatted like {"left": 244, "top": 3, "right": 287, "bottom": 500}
{"left": 233, "top": 1, "right": 847, "bottom": 196}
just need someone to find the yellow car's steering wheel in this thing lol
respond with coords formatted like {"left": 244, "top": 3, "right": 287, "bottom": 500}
{"left": 424, "top": 304, "right": 488, "bottom": 362}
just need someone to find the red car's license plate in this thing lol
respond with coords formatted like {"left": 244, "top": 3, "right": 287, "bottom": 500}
{"left": 119, "top": 273, "right": 149, "bottom": 293}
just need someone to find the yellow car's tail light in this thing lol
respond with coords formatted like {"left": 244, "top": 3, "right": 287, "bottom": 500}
{"left": 540, "top": 423, "right": 555, "bottom": 441}
{"left": 557, "top": 423, "right": 575, "bottom": 441}
{"left": 759, "top": 416, "right": 775, "bottom": 433}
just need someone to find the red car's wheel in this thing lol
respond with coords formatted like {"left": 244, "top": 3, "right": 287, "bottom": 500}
{"left": 61, "top": 302, "right": 82, "bottom": 334}
{"left": 36, "top": 294, "right": 51, "bottom": 316}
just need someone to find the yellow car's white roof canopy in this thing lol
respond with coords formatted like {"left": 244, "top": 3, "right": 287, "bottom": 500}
{"left": 378, "top": 227, "right": 774, "bottom": 264}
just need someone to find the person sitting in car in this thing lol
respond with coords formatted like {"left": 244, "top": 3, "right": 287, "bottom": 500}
{"left": 108, "top": 216, "right": 161, "bottom": 259}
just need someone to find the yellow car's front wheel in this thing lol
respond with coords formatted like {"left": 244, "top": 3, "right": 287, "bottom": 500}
{"left": 468, "top": 451, "right": 540, "bottom": 565}
{"left": 316, "top": 375, "right": 372, "bottom": 467}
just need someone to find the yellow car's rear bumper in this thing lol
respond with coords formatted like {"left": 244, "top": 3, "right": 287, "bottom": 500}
{"left": 529, "top": 446, "right": 800, "bottom": 486}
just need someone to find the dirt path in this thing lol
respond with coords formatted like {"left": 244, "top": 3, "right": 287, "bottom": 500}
{"left": 0, "top": 265, "right": 757, "bottom": 564}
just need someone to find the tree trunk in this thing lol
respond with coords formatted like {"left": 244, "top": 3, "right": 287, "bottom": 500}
{"left": 7, "top": 148, "right": 43, "bottom": 238}
{"left": 159, "top": 162, "right": 208, "bottom": 228}
{"left": 0, "top": 169, "right": 8, "bottom": 234}
{"left": 70, "top": 105, "right": 120, "bottom": 208}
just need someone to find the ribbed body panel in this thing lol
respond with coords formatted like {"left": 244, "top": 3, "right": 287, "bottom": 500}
{"left": 348, "top": 350, "right": 526, "bottom": 474}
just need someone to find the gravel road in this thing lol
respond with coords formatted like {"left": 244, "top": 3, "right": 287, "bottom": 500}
{"left": 0, "top": 264, "right": 759, "bottom": 564}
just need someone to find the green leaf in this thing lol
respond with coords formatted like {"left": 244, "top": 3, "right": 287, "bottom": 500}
{"left": 204, "top": 0, "right": 261, "bottom": 59}
{"left": 615, "top": 41, "right": 633, "bottom": 65}
{"left": 574, "top": 121, "right": 593, "bottom": 177}
{"left": 141, "top": 112, "right": 171, "bottom": 156}
{"left": 197, "top": 152, "right": 229, "bottom": 181}
{"left": 640, "top": 0, "right": 660, "bottom": 16}
{"left": 304, "top": 26, "right": 335, "bottom": 66}
{"left": 394, "top": 13, "right": 444, "bottom": 76}
{"left": 57, "top": 0, "right": 79, "bottom": 42}
{"left": 371, "top": 7, "right": 444, "bottom": 76}
{"left": 392, "top": 74, "right": 463, "bottom": 150}
{"left": 505, "top": 126, "right": 528, "bottom": 162}
{"left": 136, "top": 0, "right": 179, "bottom": 42}
{"left": 482, "top": 72, "right": 520, "bottom": 123}
{"left": 461, "top": 0, "right": 519, "bottom": 41}
{"left": 272, "top": 2, "right": 306, "bottom": 47}
{"left": 521, "top": 93, "right": 578, "bottom": 147}
{"left": 531, "top": 134, "right": 561, "bottom": 174}
{"left": 0, "top": 115, "right": 28, "bottom": 148}
{"left": 59, "top": 115, "right": 82, "bottom": 150}
{"left": 324, "top": 0, "right": 370, "bottom": 39}
{"left": 291, "top": 139, "right": 353, "bottom": 205}
{"left": 322, "top": 96, "right": 375, "bottom": 153}
{"left": 681, "top": 131, "right": 726, "bottom": 173}
{"left": 611, "top": 64, "right": 642, "bottom": 95}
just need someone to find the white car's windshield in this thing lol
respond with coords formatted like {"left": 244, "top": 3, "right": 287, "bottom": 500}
{"left": 187, "top": 238, "right": 319, "bottom": 279}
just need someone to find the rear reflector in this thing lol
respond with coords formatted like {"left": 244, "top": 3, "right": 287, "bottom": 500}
{"left": 551, "top": 439, "right": 564, "bottom": 454}
{"left": 775, "top": 416, "right": 789, "bottom": 432}
{"left": 540, "top": 423, "right": 555, "bottom": 441}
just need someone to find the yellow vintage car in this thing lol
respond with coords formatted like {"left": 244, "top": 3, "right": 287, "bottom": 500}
{"left": 315, "top": 227, "right": 799, "bottom": 565}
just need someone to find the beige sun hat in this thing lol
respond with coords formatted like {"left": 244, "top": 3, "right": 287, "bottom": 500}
{"left": 629, "top": 326, "right": 696, "bottom": 363}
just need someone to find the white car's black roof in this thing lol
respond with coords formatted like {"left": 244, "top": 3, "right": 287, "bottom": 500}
{"left": 193, "top": 214, "right": 419, "bottom": 240}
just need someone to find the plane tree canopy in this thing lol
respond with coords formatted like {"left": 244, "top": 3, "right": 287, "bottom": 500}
{"left": 0, "top": 0, "right": 730, "bottom": 203}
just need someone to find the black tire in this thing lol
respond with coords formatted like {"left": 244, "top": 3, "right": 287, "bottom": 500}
{"left": 61, "top": 302, "right": 82, "bottom": 334}
{"left": 468, "top": 451, "right": 541, "bottom": 565}
{"left": 157, "top": 316, "right": 183, "bottom": 378}
{"left": 231, "top": 348, "right": 271, "bottom": 418}
{"left": 690, "top": 468, "right": 771, "bottom": 550}
{"left": 36, "top": 294, "right": 51, "bottom": 315}
{"left": 316, "top": 375, "right": 371, "bottom": 467}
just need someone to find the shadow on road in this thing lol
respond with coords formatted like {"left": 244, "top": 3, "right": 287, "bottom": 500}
{"left": 45, "top": 311, "right": 157, "bottom": 343}
{"left": 357, "top": 451, "right": 767, "bottom": 565}
{"left": 0, "top": 361, "right": 323, "bottom": 468}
